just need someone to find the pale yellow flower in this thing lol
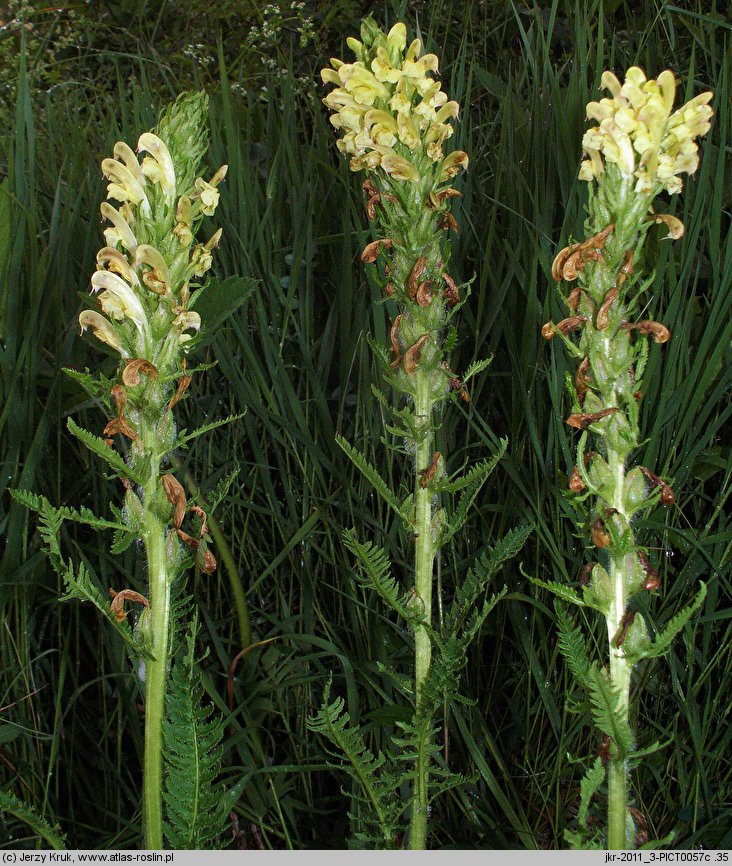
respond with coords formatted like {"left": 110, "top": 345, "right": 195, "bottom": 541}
{"left": 91, "top": 270, "right": 148, "bottom": 332}
{"left": 137, "top": 132, "right": 176, "bottom": 200}
{"left": 79, "top": 310, "right": 125, "bottom": 354}
{"left": 101, "top": 202, "right": 138, "bottom": 253}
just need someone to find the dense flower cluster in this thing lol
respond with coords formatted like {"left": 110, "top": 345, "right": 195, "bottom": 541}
{"left": 579, "top": 67, "right": 713, "bottom": 194}
{"left": 320, "top": 20, "right": 467, "bottom": 183}
{"left": 79, "top": 99, "right": 226, "bottom": 357}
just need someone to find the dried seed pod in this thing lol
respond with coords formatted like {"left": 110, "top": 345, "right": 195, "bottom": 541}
{"left": 613, "top": 609, "right": 636, "bottom": 648}
{"left": 362, "top": 179, "right": 378, "bottom": 199}
{"left": 442, "top": 272, "right": 460, "bottom": 307}
{"left": 360, "top": 238, "right": 393, "bottom": 263}
{"left": 639, "top": 466, "right": 675, "bottom": 505}
{"left": 166, "top": 374, "right": 192, "bottom": 411}
{"left": 109, "top": 588, "right": 150, "bottom": 623}
{"left": 628, "top": 806, "right": 650, "bottom": 848}
{"left": 122, "top": 358, "right": 158, "bottom": 386}
{"left": 438, "top": 212, "right": 459, "bottom": 233}
{"left": 598, "top": 734, "right": 611, "bottom": 765}
{"left": 622, "top": 320, "right": 671, "bottom": 344}
{"left": 596, "top": 286, "right": 618, "bottom": 330}
{"left": 575, "top": 357, "right": 591, "bottom": 404}
{"left": 638, "top": 550, "right": 661, "bottom": 591}
{"left": 579, "top": 562, "right": 596, "bottom": 586}
{"left": 406, "top": 257, "right": 427, "bottom": 299}
{"left": 568, "top": 465, "right": 585, "bottom": 493}
{"left": 161, "top": 473, "right": 187, "bottom": 530}
{"left": 384, "top": 282, "right": 395, "bottom": 297}
{"left": 199, "top": 548, "right": 217, "bottom": 574}
{"left": 366, "top": 194, "right": 381, "bottom": 221}
{"left": 389, "top": 314, "right": 403, "bottom": 369}
{"left": 566, "top": 407, "right": 619, "bottom": 429}
{"left": 403, "top": 334, "right": 430, "bottom": 374}
{"left": 415, "top": 280, "right": 434, "bottom": 306}
{"left": 591, "top": 516, "right": 611, "bottom": 548}
{"left": 419, "top": 452, "right": 441, "bottom": 488}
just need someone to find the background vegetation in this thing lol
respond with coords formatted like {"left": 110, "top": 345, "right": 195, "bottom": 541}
{"left": 0, "top": 0, "right": 729, "bottom": 849}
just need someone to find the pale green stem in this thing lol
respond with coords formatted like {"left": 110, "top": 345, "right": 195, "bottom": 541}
{"left": 409, "top": 370, "right": 435, "bottom": 850}
{"left": 142, "top": 505, "right": 170, "bottom": 850}
{"left": 140, "top": 415, "right": 170, "bottom": 850}
{"left": 604, "top": 412, "right": 632, "bottom": 849}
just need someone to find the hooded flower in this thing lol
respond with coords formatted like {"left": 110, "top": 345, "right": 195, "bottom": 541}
{"left": 320, "top": 18, "right": 466, "bottom": 183}
{"left": 79, "top": 310, "right": 125, "bottom": 354}
{"left": 580, "top": 67, "right": 713, "bottom": 194}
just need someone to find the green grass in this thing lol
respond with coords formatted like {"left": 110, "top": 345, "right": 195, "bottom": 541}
{"left": 0, "top": 0, "right": 729, "bottom": 849}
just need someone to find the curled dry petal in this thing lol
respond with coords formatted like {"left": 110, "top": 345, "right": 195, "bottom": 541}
{"left": 566, "top": 407, "right": 619, "bottom": 429}
{"left": 596, "top": 286, "right": 618, "bottom": 330}
{"left": 403, "top": 334, "right": 430, "bottom": 374}
{"left": 622, "top": 320, "right": 671, "bottom": 343}
{"left": 613, "top": 609, "right": 636, "bottom": 649}
{"left": 407, "top": 257, "right": 427, "bottom": 298}
{"left": 361, "top": 238, "right": 393, "bottom": 263}
{"left": 122, "top": 359, "right": 158, "bottom": 387}
{"left": 646, "top": 213, "right": 685, "bottom": 240}
{"left": 161, "top": 474, "right": 187, "bottom": 530}
{"left": 110, "top": 384, "right": 127, "bottom": 415}
{"left": 552, "top": 224, "right": 614, "bottom": 282}
{"left": 103, "top": 415, "right": 139, "bottom": 442}
{"left": 419, "top": 452, "right": 441, "bottom": 488}
{"left": 188, "top": 505, "right": 209, "bottom": 537}
{"left": 416, "top": 280, "right": 434, "bottom": 306}
{"left": 616, "top": 251, "right": 634, "bottom": 288}
{"left": 166, "top": 374, "right": 192, "bottom": 411}
{"left": 389, "top": 314, "right": 403, "bottom": 368}
{"left": 442, "top": 272, "right": 460, "bottom": 307}
{"left": 109, "top": 588, "right": 149, "bottom": 623}
{"left": 542, "top": 316, "right": 588, "bottom": 340}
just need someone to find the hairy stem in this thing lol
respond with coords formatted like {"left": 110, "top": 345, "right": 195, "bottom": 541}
{"left": 409, "top": 371, "right": 435, "bottom": 850}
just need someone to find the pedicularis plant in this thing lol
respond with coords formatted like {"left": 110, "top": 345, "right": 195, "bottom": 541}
{"left": 13, "top": 92, "right": 241, "bottom": 849}
{"left": 309, "top": 19, "right": 529, "bottom": 849}
{"left": 539, "top": 69, "right": 713, "bottom": 849}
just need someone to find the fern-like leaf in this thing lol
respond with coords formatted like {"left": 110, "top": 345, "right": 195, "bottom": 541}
{"left": 343, "top": 529, "right": 414, "bottom": 622}
{"left": 336, "top": 436, "right": 406, "bottom": 518}
{"left": 431, "top": 439, "right": 507, "bottom": 494}
{"left": 555, "top": 603, "right": 591, "bottom": 689}
{"left": 529, "top": 576, "right": 587, "bottom": 608}
{"left": 564, "top": 758, "right": 605, "bottom": 849}
{"left": 307, "top": 679, "right": 402, "bottom": 848}
{"left": 67, "top": 418, "right": 142, "bottom": 484}
{"left": 0, "top": 788, "right": 66, "bottom": 850}
{"left": 446, "top": 525, "right": 530, "bottom": 632}
{"left": 174, "top": 413, "right": 245, "bottom": 450}
{"left": 586, "top": 664, "right": 635, "bottom": 758}
{"left": 163, "top": 615, "right": 226, "bottom": 850}
{"left": 628, "top": 582, "right": 707, "bottom": 662}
